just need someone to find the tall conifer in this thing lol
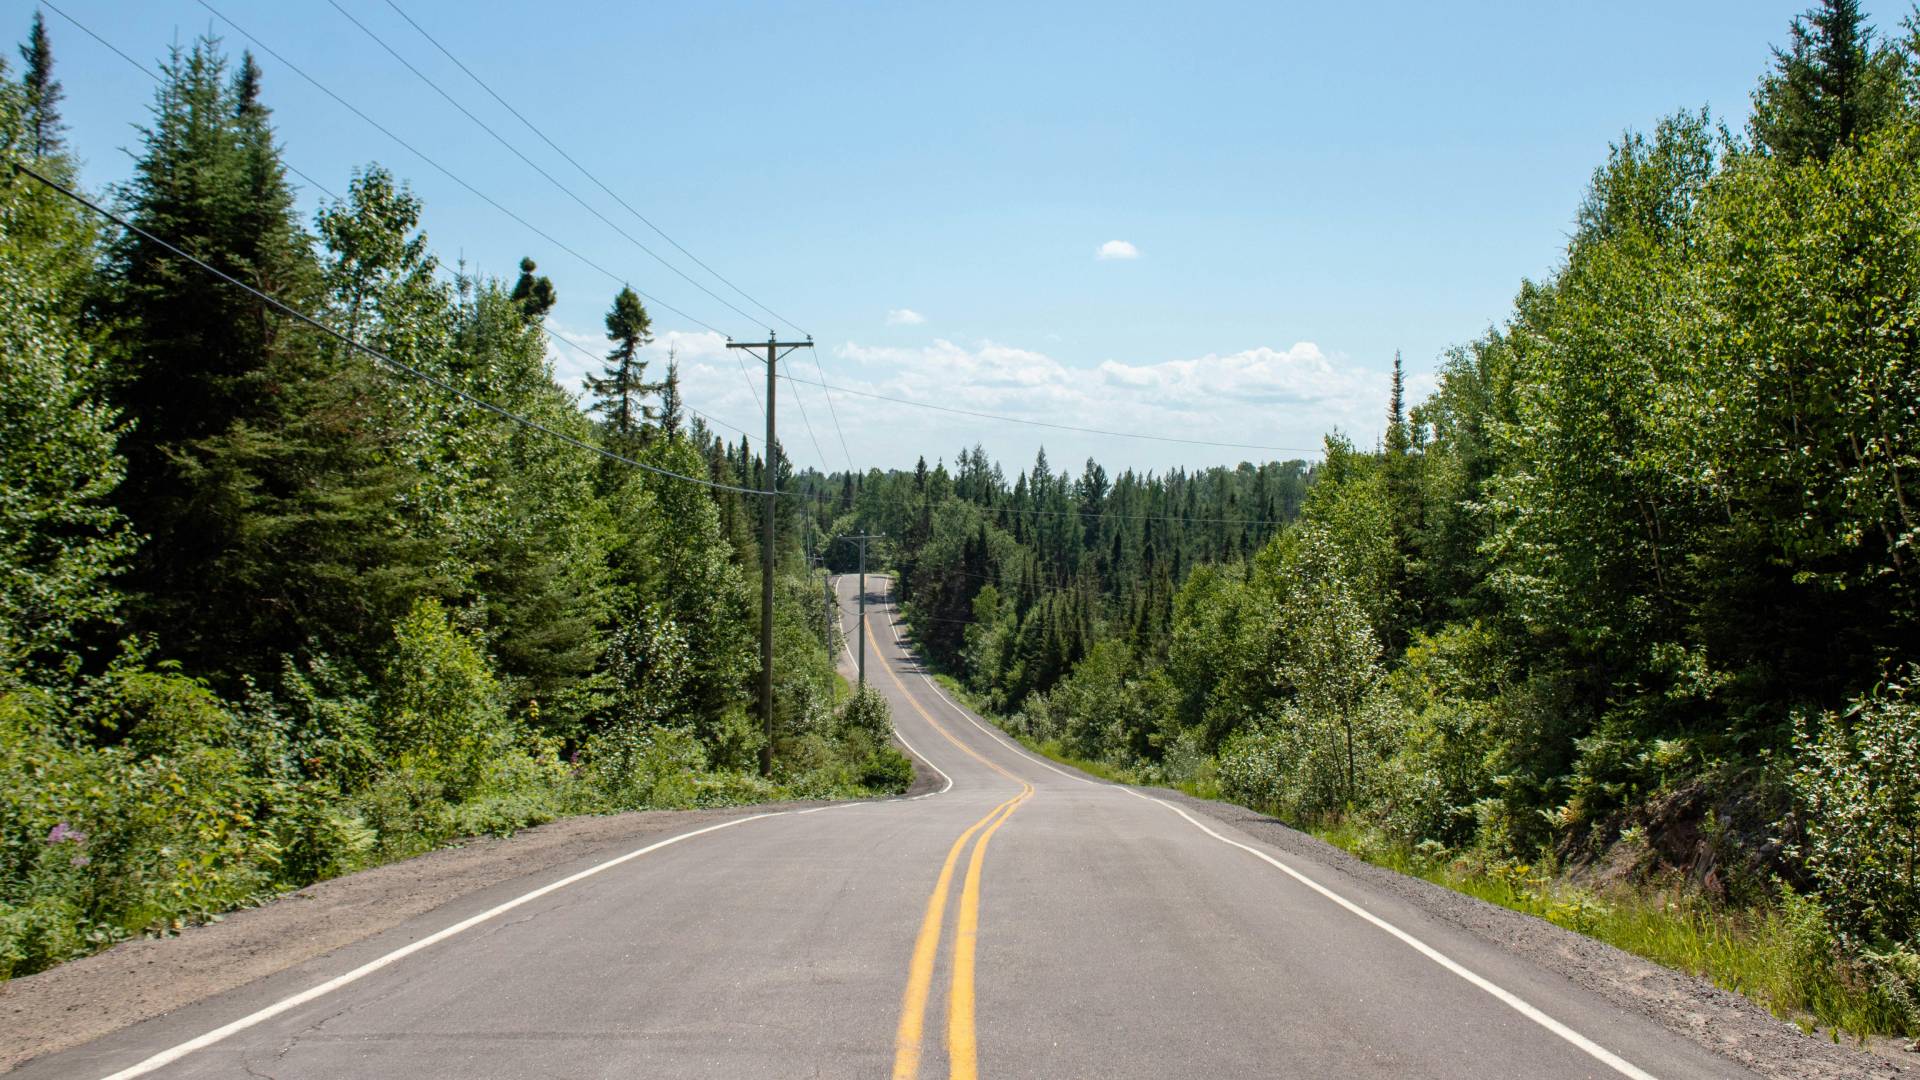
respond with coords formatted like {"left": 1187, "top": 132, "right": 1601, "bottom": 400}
{"left": 586, "top": 286, "right": 660, "bottom": 448}
{"left": 17, "top": 12, "right": 62, "bottom": 156}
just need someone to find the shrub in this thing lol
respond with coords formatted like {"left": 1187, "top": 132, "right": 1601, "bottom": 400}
{"left": 1790, "top": 667, "right": 1920, "bottom": 946}
{"left": 838, "top": 684, "right": 892, "bottom": 741}
{"left": 0, "top": 675, "right": 280, "bottom": 977}
{"left": 377, "top": 599, "right": 516, "bottom": 800}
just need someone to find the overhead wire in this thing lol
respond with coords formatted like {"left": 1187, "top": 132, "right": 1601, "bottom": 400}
{"left": 191, "top": 0, "right": 733, "bottom": 338}
{"left": 538, "top": 324, "right": 757, "bottom": 443}
{"left": 40, "top": 10, "right": 1303, "bottom": 531}
{"left": 8, "top": 158, "right": 782, "bottom": 497}
{"left": 55, "top": 0, "right": 771, "bottom": 467}
{"left": 321, "top": 0, "right": 765, "bottom": 331}
{"left": 361, "top": 0, "right": 856, "bottom": 477}
{"left": 811, "top": 345, "right": 858, "bottom": 477}
{"left": 38, "top": 0, "right": 342, "bottom": 201}
{"left": 379, "top": 0, "right": 806, "bottom": 337}
{"left": 785, "top": 354, "right": 833, "bottom": 473}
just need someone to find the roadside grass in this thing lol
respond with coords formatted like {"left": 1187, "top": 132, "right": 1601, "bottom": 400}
{"left": 923, "top": 675, "right": 1149, "bottom": 786}
{"left": 950, "top": 698, "right": 1910, "bottom": 1045}
{"left": 1308, "top": 820, "right": 1910, "bottom": 1044}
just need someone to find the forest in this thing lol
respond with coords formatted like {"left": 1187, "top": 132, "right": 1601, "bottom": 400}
{"left": 5, "top": 0, "right": 1920, "bottom": 1045}
{"left": 839, "top": 2, "right": 1920, "bottom": 1038}
{"left": 0, "top": 19, "right": 904, "bottom": 980}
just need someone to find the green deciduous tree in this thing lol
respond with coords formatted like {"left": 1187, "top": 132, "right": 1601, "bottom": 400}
{"left": 0, "top": 76, "right": 128, "bottom": 674}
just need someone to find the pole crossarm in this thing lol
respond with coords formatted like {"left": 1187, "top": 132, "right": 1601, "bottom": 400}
{"left": 726, "top": 340, "right": 815, "bottom": 351}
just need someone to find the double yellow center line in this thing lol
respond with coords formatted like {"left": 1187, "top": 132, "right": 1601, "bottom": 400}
{"left": 864, "top": 614, "right": 1032, "bottom": 1080}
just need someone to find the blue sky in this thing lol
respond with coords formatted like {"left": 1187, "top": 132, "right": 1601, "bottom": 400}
{"left": 35, "top": 0, "right": 1881, "bottom": 473}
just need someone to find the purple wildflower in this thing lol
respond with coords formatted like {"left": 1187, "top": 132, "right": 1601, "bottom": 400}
{"left": 46, "top": 822, "right": 87, "bottom": 844}
{"left": 70, "top": 854, "right": 91, "bottom": 868}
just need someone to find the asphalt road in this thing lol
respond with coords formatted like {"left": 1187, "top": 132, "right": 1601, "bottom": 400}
{"left": 15, "top": 575, "right": 1760, "bottom": 1080}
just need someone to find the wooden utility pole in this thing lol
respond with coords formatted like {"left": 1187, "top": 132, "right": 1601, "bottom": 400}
{"left": 726, "top": 332, "right": 813, "bottom": 777}
{"left": 837, "top": 533, "right": 884, "bottom": 686}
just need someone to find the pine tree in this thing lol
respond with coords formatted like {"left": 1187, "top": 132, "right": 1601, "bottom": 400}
{"left": 658, "top": 348, "right": 684, "bottom": 438}
{"left": 1752, "top": 0, "right": 1898, "bottom": 162}
{"left": 18, "top": 12, "right": 63, "bottom": 157}
{"left": 1381, "top": 351, "right": 1420, "bottom": 649}
{"left": 100, "top": 38, "right": 377, "bottom": 679}
{"left": 509, "top": 256, "right": 555, "bottom": 321}
{"left": 585, "top": 286, "right": 660, "bottom": 448}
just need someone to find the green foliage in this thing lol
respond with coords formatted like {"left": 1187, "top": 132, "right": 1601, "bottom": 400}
{"left": 0, "top": 678, "right": 275, "bottom": 978}
{"left": 0, "top": 123, "right": 128, "bottom": 672}
{"left": 869, "top": 3, "right": 1920, "bottom": 1037}
{"left": 1751, "top": 0, "right": 1904, "bottom": 164}
{"left": 0, "top": 26, "right": 904, "bottom": 983}
{"left": 377, "top": 599, "right": 513, "bottom": 791}
{"left": 1791, "top": 669, "right": 1920, "bottom": 946}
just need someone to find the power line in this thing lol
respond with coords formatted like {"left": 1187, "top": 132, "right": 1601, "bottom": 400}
{"left": 787, "top": 357, "right": 832, "bottom": 472}
{"left": 537, "top": 323, "right": 757, "bottom": 443}
{"left": 733, "top": 346, "right": 767, "bottom": 422}
{"left": 9, "top": 158, "right": 783, "bottom": 498}
{"left": 192, "top": 0, "right": 732, "bottom": 338}
{"left": 322, "top": 0, "right": 764, "bottom": 331}
{"left": 380, "top": 0, "right": 806, "bottom": 337}
{"left": 773, "top": 370, "right": 1325, "bottom": 455}
{"left": 50, "top": 2, "right": 763, "bottom": 452}
{"left": 807, "top": 340, "right": 857, "bottom": 476}
{"left": 37, "top": 0, "right": 341, "bottom": 201}
{"left": 48, "top": 1, "right": 773, "bottom": 472}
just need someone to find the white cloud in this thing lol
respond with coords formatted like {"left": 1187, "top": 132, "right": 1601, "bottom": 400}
{"left": 547, "top": 318, "right": 1423, "bottom": 473}
{"left": 886, "top": 308, "right": 926, "bottom": 326}
{"left": 818, "top": 338, "right": 1415, "bottom": 470}
{"left": 1096, "top": 239, "right": 1140, "bottom": 261}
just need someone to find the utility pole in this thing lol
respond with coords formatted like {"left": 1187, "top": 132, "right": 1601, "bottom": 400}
{"left": 821, "top": 559, "right": 834, "bottom": 652}
{"left": 837, "top": 533, "right": 884, "bottom": 686}
{"left": 726, "top": 332, "right": 813, "bottom": 778}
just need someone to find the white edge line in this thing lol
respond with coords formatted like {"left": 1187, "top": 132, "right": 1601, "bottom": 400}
{"left": 872, "top": 581, "right": 1094, "bottom": 787}
{"left": 832, "top": 575, "right": 953, "bottom": 799}
{"left": 99, "top": 812, "right": 781, "bottom": 1079}
{"left": 1118, "top": 788, "right": 1660, "bottom": 1080}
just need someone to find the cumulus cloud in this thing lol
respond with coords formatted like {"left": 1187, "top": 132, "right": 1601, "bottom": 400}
{"left": 885, "top": 308, "right": 926, "bottom": 326}
{"left": 547, "top": 318, "right": 1426, "bottom": 473}
{"left": 1096, "top": 239, "right": 1140, "bottom": 260}
{"left": 817, "top": 338, "right": 1423, "bottom": 470}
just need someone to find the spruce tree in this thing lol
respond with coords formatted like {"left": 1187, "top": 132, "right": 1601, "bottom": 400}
{"left": 658, "top": 348, "right": 684, "bottom": 438}
{"left": 585, "top": 286, "right": 660, "bottom": 448}
{"left": 18, "top": 12, "right": 62, "bottom": 157}
{"left": 1752, "top": 0, "right": 1898, "bottom": 162}
{"left": 100, "top": 38, "right": 354, "bottom": 679}
{"left": 1381, "top": 351, "right": 1419, "bottom": 650}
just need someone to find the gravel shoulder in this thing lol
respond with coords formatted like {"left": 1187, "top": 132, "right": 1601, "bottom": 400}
{"left": 0, "top": 802, "right": 820, "bottom": 1073}
{"left": 1148, "top": 785, "right": 1917, "bottom": 1080}
{"left": 0, "top": 728, "right": 947, "bottom": 1076}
